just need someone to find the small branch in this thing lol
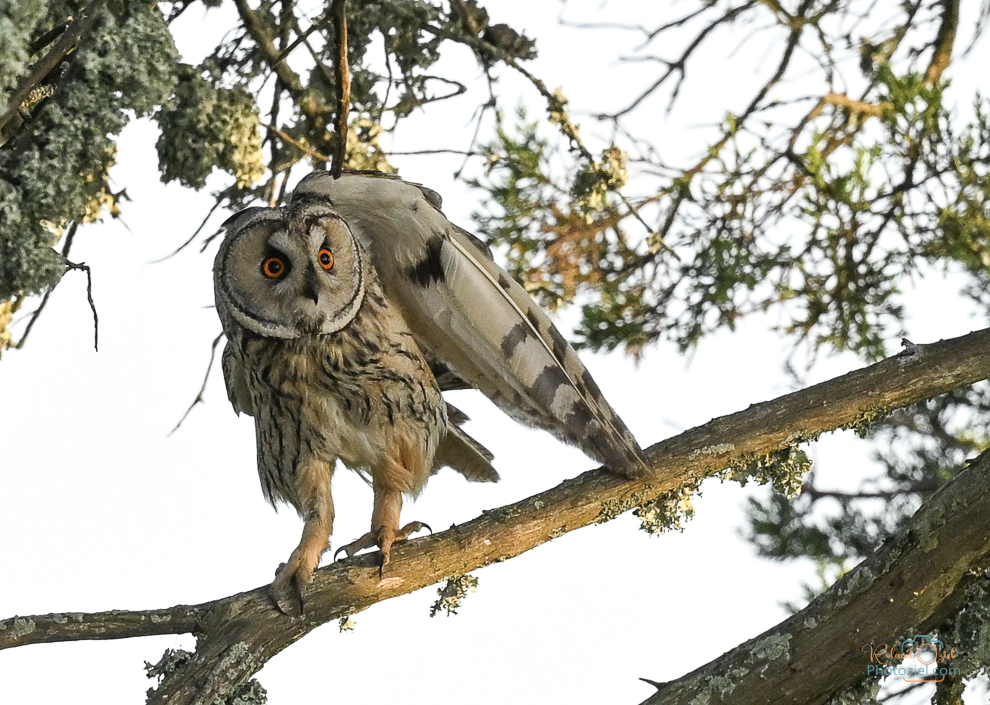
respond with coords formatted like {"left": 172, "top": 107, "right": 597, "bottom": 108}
{"left": 64, "top": 260, "right": 98, "bottom": 352}
{"left": 925, "top": 0, "right": 959, "bottom": 84}
{"left": 169, "top": 332, "right": 224, "bottom": 436}
{"left": 29, "top": 17, "right": 74, "bottom": 54}
{"left": 14, "top": 221, "right": 81, "bottom": 350}
{"left": 261, "top": 123, "right": 330, "bottom": 163}
{"left": 821, "top": 91, "right": 892, "bottom": 117}
{"left": 152, "top": 198, "right": 228, "bottom": 263}
{"left": 0, "top": 606, "right": 204, "bottom": 649}
{"left": 385, "top": 148, "right": 482, "bottom": 157}
{"left": 13, "top": 289, "right": 54, "bottom": 350}
{"left": 329, "top": 0, "right": 349, "bottom": 178}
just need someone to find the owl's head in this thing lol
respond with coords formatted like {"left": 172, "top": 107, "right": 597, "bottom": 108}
{"left": 214, "top": 201, "right": 366, "bottom": 338}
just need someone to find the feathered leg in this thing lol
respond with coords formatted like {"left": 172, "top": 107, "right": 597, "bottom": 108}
{"left": 271, "top": 460, "right": 335, "bottom": 615}
{"left": 334, "top": 472, "right": 430, "bottom": 575}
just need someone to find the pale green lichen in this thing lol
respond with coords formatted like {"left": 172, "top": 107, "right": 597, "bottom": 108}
{"left": 689, "top": 669, "right": 749, "bottom": 705}
{"left": 752, "top": 633, "right": 791, "bottom": 662}
{"left": 938, "top": 574, "right": 990, "bottom": 679}
{"left": 723, "top": 446, "right": 812, "bottom": 497}
{"left": 596, "top": 487, "right": 652, "bottom": 524}
{"left": 2, "top": 617, "right": 36, "bottom": 638}
{"left": 0, "top": 0, "right": 47, "bottom": 99}
{"left": 338, "top": 615, "right": 356, "bottom": 632}
{"left": 688, "top": 443, "right": 736, "bottom": 461}
{"left": 156, "top": 64, "right": 264, "bottom": 189}
{"left": 145, "top": 645, "right": 267, "bottom": 704}
{"left": 0, "top": 1, "right": 179, "bottom": 299}
{"left": 430, "top": 574, "right": 479, "bottom": 617}
{"left": 635, "top": 481, "right": 700, "bottom": 536}
{"left": 843, "top": 404, "right": 890, "bottom": 438}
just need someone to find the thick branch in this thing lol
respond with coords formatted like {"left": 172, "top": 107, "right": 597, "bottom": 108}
{"left": 0, "top": 0, "right": 108, "bottom": 135}
{"left": 3, "top": 328, "right": 990, "bottom": 703}
{"left": 641, "top": 440, "right": 990, "bottom": 705}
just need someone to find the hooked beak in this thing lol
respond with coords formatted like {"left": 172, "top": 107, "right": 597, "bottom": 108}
{"left": 302, "top": 268, "right": 320, "bottom": 304}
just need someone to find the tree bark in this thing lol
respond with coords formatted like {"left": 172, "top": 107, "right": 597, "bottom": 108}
{"left": 640, "top": 443, "right": 990, "bottom": 705}
{"left": 2, "top": 328, "right": 990, "bottom": 704}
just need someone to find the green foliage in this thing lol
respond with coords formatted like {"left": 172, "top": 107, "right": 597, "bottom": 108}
{"left": 156, "top": 65, "right": 264, "bottom": 189}
{"left": 0, "top": 0, "right": 47, "bottom": 97}
{"left": 0, "top": 0, "right": 178, "bottom": 300}
{"left": 470, "top": 110, "right": 637, "bottom": 314}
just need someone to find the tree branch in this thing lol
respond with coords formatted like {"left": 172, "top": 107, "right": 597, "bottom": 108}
{"left": 640, "top": 440, "right": 990, "bottom": 705}
{"left": 0, "top": 0, "right": 108, "bottom": 136}
{"left": 3, "top": 328, "right": 990, "bottom": 703}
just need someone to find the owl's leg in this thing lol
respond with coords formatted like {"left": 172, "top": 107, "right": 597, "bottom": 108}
{"left": 333, "top": 477, "right": 431, "bottom": 575}
{"left": 271, "top": 462, "right": 335, "bottom": 616}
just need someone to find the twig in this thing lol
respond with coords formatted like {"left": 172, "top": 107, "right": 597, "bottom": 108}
{"left": 14, "top": 221, "right": 80, "bottom": 350}
{"left": 29, "top": 17, "right": 74, "bottom": 54}
{"left": 13, "top": 288, "right": 54, "bottom": 350}
{"left": 64, "top": 261, "right": 98, "bottom": 352}
{"left": 151, "top": 198, "right": 228, "bottom": 263}
{"left": 330, "top": 0, "right": 350, "bottom": 178}
{"left": 169, "top": 332, "right": 224, "bottom": 436}
{"left": 386, "top": 148, "right": 482, "bottom": 157}
{"left": 261, "top": 122, "right": 330, "bottom": 163}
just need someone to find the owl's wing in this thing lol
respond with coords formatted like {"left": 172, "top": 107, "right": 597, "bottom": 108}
{"left": 435, "top": 403, "right": 500, "bottom": 483}
{"left": 222, "top": 342, "right": 254, "bottom": 417}
{"left": 292, "top": 171, "right": 649, "bottom": 477}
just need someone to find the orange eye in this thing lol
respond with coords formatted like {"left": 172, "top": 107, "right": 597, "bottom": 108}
{"left": 262, "top": 256, "right": 285, "bottom": 279}
{"left": 318, "top": 248, "right": 334, "bottom": 270}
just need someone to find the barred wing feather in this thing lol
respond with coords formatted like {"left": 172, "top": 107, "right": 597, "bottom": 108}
{"left": 292, "top": 171, "right": 649, "bottom": 477}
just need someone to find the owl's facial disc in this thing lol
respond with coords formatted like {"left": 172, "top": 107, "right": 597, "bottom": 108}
{"left": 215, "top": 203, "right": 366, "bottom": 338}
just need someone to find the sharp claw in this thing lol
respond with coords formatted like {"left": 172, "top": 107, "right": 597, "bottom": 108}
{"left": 295, "top": 575, "right": 306, "bottom": 616}
{"left": 421, "top": 522, "right": 433, "bottom": 535}
{"left": 271, "top": 579, "right": 300, "bottom": 617}
{"left": 333, "top": 546, "right": 347, "bottom": 562}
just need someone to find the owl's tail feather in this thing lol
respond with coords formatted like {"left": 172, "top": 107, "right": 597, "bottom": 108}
{"left": 434, "top": 403, "right": 500, "bottom": 483}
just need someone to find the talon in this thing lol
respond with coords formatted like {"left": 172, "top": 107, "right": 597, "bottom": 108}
{"left": 295, "top": 575, "right": 307, "bottom": 615}
{"left": 271, "top": 567, "right": 307, "bottom": 617}
{"left": 270, "top": 550, "right": 320, "bottom": 617}
{"left": 334, "top": 531, "right": 379, "bottom": 562}
{"left": 336, "top": 519, "right": 431, "bottom": 575}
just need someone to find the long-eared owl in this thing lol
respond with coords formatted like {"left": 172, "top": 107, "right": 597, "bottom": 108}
{"left": 214, "top": 171, "right": 648, "bottom": 613}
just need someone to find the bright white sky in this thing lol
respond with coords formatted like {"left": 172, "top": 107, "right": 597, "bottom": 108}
{"left": 2, "top": 1, "right": 989, "bottom": 703}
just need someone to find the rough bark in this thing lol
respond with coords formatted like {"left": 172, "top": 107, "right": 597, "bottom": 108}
{"left": 640, "top": 442, "right": 990, "bottom": 705}
{"left": 2, "top": 328, "right": 990, "bottom": 704}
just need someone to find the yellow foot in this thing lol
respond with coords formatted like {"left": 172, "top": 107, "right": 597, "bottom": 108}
{"left": 333, "top": 521, "right": 432, "bottom": 576}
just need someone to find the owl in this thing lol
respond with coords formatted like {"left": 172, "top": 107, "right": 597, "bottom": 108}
{"left": 214, "top": 171, "right": 648, "bottom": 614}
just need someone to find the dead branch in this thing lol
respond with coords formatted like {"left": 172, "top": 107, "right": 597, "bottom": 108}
{"left": 3, "top": 328, "right": 990, "bottom": 704}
